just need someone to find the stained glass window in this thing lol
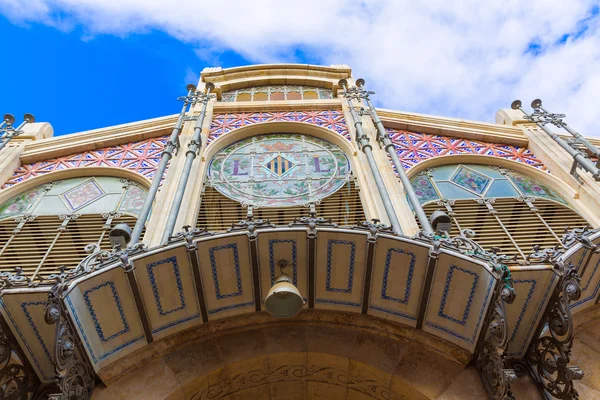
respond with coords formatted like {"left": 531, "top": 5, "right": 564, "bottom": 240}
{"left": 221, "top": 85, "right": 334, "bottom": 102}
{"left": 410, "top": 164, "right": 568, "bottom": 205}
{"left": 208, "top": 134, "right": 351, "bottom": 207}
{"left": 0, "top": 177, "right": 149, "bottom": 219}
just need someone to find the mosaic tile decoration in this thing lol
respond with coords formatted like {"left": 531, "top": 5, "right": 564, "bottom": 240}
{"left": 386, "top": 129, "right": 546, "bottom": 171}
{"left": 0, "top": 187, "right": 44, "bottom": 219}
{"left": 450, "top": 165, "right": 492, "bottom": 195}
{"left": 208, "top": 110, "right": 351, "bottom": 144}
{"left": 3, "top": 136, "right": 169, "bottom": 188}
{"left": 60, "top": 178, "right": 106, "bottom": 211}
{"left": 118, "top": 185, "right": 147, "bottom": 215}
{"left": 411, "top": 175, "right": 439, "bottom": 203}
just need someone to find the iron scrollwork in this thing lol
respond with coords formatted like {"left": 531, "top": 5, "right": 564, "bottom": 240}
{"left": 44, "top": 278, "right": 95, "bottom": 399}
{"left": 477, "top": 282, "right": 517, "bottom": 400}
{"left": 0, "top": 318, "right": 40, "bottom": 398}
{"left": 526, "top": 240, "right": 584, "bottom": 399}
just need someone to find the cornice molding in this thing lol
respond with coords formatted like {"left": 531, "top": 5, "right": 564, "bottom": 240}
{"left": 201, "top": 63, "right": 352, "bottom": 83}
{"left": 377, "top": 108, "right": 528, "bottom": 147}
{"left": 212, "top": 99, "right": 343, "bottom": 113}
{"left": 20, "top": 114, "right": 178, "bottom": 164}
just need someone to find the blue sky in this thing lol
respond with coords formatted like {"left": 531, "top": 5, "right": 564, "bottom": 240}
{"left": 1, "top": 1, "right": 599, "bottom": 137}
{"left": 0, "top": 16, "right": 252, "bottom": 135}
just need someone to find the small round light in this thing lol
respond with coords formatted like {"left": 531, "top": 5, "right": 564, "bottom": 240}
{"left": 264, "top": 274, "right": 305, "bottom": 318}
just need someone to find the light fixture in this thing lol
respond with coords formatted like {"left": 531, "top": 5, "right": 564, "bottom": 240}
{"left": 430, "top": 210, "right": 452, "bottom": 235}
{"left": 109, "top": 223, "right": 132, "bottom": 249}
{"left": 264, "top": 260, "right": 305, "bottom": 318}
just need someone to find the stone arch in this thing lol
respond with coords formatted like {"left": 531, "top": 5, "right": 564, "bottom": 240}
{"left": 91, "top": 311, "right": 473, "bottom": 400}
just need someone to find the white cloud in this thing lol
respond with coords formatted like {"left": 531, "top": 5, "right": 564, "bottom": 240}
{"left": 2, "top": 0, "right": 600, "bottom": 136}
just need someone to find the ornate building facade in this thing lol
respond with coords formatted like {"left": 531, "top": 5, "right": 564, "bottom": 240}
{"left": 1, "top": 64, "right": 600, "bottom": 399}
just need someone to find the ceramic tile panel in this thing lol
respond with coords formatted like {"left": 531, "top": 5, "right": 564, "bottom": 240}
{"left": 256, "top": 229, "right": 309, "bottom": 306}
{"left": 505, "top": 266, "right": 558, "bottom": 358}
{"left": 386, "top": 128, "right": 546, "bottom": 171}
{"left": 132, "top": 246, "right": 202, "bottom": 340}
{"left": 0, "top": 290, "right": 55, "bottom": 382}
{"left": 3, "top": 136, "right": 168, "bottom": 188}
{"left": 64, "top": 266, "right": 147, "bottom": 371}
{"left": 422, "top": 249, "right": 495, "bottom": 352}
{"left": 195, "top": 234, "right": 255, "bottom": 320}
{"left": 208, "top": 110, "right": 351, "bottom": 144}
{"left": 314, "top": 229, "right": 368, "bottom": 312}
{"left": 570, "top": 231, "right": 600, "bottom": 313}
{"left": 368, "top": 236, "right": 432, "bottom": 327}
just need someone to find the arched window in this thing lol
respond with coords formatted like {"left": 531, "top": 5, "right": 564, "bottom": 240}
{"left": 197, "top": 133, "right": 365, "bottom": 230}
{"left": 221, "top": 85, "right": 333, "bottom": 102}
{"left": 410, "top": 164, "right": 587, "bottom": 263}
{"left": 0, "top": 177, "right": 148, "bottom": 282}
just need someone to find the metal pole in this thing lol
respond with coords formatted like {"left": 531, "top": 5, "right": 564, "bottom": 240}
{"left": 128, "top": 85, "right": 196, "bottom": 247}
{"left": 161, "top": 83, "right": 214, "bottom": 243}
{"left": 531, "top": 99, "right": 600, "bottom": 159}
{"left": 0, "top": 114, "right": 34, "bottom": 152}
{"left": 357, "top": 79, "right": 434, "bottom": 234}
{"left": 512, "top": 100, "right": 600, "bottom": 181}
{"left": 339, "top": 80, "right": 403, "bottom": 235}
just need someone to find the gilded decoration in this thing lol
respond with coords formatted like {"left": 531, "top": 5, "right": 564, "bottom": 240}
{"left": 2, "top": 136, "right": 168, "bottom": 188}
{"left": 208, "top": 110, "right": 351, "bottom": 144}
{"left": 208, "top": 134, "right": 351, "bottom": 207}
{"left": 387, "top": 129, "right": 545, "bottom": 170}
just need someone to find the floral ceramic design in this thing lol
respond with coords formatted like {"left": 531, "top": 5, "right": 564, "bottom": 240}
{"left": 509, "top": 173, "right": 566, "bottom": 204}
{"left": 450, "top": 166, "right": 492, "bottom": 195}
{"left": 0, "top": 187, "right": 44, "bottom": 219}
{"left": 118, "top": 185, "right": 148, "bottom": 215}
{"left": 410, "top": 176, "right": 439, "bottom": 204}
{"left": 60, "top": 179, "right": 106, "bottom": 211}
{"left": 208, "top": 134, "right": 351, "bottom": 207}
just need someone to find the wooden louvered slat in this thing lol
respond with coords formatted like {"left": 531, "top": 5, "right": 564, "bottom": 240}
{"left": 421, "top": 198, "right": 588, "bottom": 264}
{"left": 0, "top": 214, "right": 142, "bottom": 281}
{"left": 197, "top": 182, "right": 366, "bottom": 231}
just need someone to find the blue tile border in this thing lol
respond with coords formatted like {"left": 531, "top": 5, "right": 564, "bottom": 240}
{"left": 370, "top": 305, "right": 417, "bottom": 321}
{"left": 571, "top": 257, "right": 600, "bottom": 308}
{"left": 83, "top": 281, "right": 130, "bottom": 342}
{"left": 381, "top": 248, "right": 416, "bottom": 304}
{"left": 425, "top": 273, "right": 495, "bottom": 345}
{"left": 438, "top": 265, "right": 479, "bottom": 326}
{"left": 207, "top": 302, "right": 254, "bottom": 315}
{"left": 315, "top": 299, "right": 361, "bottom": 307}
{"left": 269, "top": 239, "right": 297, "bottom": 285}
{"left": 508, "top": 280, "right": 537, "bottom": 343}
{"left": 507, "top": 273, "right": 556, "bottom": 357}
{"left": 151, "top": 313, "right": 201, "bottom": 334}
{"left": 0, "top": 299, "right": 53, "bottom": 380}
{"left": 209, "top": 243, "right": 242, "bottom": 299}
{"left": 325, "top": 240, "right": 355, "bottom": 293}
{"left": 65, "top": 296, "right": 144, "bottom": 364}
{"left": 146, "top": 256, "right": 186, "bottom": 316}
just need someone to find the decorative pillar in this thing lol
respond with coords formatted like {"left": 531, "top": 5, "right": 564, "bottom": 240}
{"left": 338, "top": 79, "right": 403, "bottom": 235}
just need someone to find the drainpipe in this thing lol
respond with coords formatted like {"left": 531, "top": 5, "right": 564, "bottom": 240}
{"left": 129, "top": 85, "right": 196, "bottom": 247}
{"left": 161, "top": 83, "right": 214, "bottom": 243}
{"left": 339, "top": 79, "right": 402, "bottom": 235}
{"left": 356, "top": 79, "right": 434, "bottom": 235}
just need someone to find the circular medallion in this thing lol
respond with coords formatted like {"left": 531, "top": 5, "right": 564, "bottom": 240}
{"left": 208, "top": 134, "right": 351, "bottom": 207}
